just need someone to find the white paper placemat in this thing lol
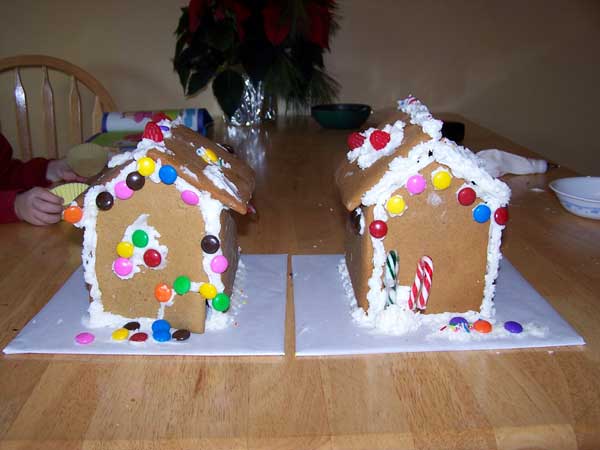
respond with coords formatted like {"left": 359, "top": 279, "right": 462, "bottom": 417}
{"left": 293, "top": 255, "right": 585, "bottom": 356}
{"left": 4, "top": 254, "right": 287, "bottom": 356}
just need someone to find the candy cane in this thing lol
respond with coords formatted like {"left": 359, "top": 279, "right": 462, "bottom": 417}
{"left": 408, "top": 256, "right": 434, "bottom": 311}
{"left": 384, "top": 250, "right": 399, "bottom": 307}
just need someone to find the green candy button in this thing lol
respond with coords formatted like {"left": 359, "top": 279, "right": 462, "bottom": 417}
{"left": 132, "top": 229, "right": 149, "bottom": 248}
{"left": 173, "top": 276, "right": 191, "bottom": 295}
{"left": 212, "top": 292, "right": 230, "bottom": 312}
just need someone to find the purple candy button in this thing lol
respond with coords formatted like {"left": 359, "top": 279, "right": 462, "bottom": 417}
{"left": 75, "top": 332, "right": 95, "bottom": 345}
{"left": 449, "top": 316, "right": 468, "bottom": 326}
{"left": 504, "top": 321, "right": 523, "bottom": 334}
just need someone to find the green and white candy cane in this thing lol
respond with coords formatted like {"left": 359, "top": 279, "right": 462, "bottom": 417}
{"left": 384, "top": 250, "right": 399, "bottom": 307}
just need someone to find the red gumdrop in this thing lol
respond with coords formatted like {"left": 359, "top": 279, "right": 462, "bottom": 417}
{"left": 369, "top": 220, "right": 388, "bottom": 238}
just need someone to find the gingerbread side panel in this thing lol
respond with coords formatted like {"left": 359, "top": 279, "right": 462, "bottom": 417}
{"left": 219, "top": 209, "right": 239, "bottom": 297}
{"left": 345, "top": 207, "right": 374, "bottom": 312}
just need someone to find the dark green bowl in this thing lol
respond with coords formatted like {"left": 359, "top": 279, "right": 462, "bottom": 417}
{"left": 311, "top": 104, "right": 372, "bottom": 129}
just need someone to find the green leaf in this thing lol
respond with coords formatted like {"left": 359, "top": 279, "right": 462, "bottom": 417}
{"left": 212, "top": 70, "right": 245, "bottom": 117}
{"left": 187, "top": 69, "right": 214, "bottom": 97}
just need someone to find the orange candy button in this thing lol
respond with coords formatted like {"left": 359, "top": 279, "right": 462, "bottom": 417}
{"left": 473, "top": 319, "right": 492, "bottom": 334}
{"left": 154, "top": 283, "right": 172, "bottom": 302}
{"left": 63, "top": 206, "right": 83, "bottom": 224}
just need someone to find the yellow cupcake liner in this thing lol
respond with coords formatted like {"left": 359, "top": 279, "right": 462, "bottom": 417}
{"left": 66, "top": 143, "right": 110, "bottom": 177}
{"left": 50, "top": 182, "right": 89, "bottom": 206}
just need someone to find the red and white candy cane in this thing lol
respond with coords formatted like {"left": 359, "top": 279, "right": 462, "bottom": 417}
{"left": 408, "top": 256, "right": 434, "bottom": 310}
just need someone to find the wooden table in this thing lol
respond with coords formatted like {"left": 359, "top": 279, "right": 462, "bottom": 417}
{"left": 1, "top": 112, "right": 599, "bottom": 450}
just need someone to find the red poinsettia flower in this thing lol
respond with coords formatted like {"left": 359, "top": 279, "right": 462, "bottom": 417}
{"left": 262, "top": 1, "right": 291, "bottom": 46}
{"left": 188, "top": 0, "right": 207, "bottom": 33}
{"left": 306, "top": 1, "right": 332, "bottom": 49}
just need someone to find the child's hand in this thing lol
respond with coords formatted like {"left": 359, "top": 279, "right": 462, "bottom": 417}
{"left": 14, "top": 187, "right": 64, "bottom": 226}
{"left": 46, "top": 159, "right": 87, "bottom": 183}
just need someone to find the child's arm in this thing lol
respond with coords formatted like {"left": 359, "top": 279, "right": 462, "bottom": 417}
{"left": 0, "top": 133, "right": 51, "bottom": 190}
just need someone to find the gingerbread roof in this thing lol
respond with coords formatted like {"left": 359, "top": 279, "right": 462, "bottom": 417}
{"left": 88, "top": 122, "right": 254, "bottom": 215}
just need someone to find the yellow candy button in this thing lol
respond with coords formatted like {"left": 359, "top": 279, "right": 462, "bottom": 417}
{"left": 199, "top": 283, "right": 217, "bottom": 299}
{"left": 432, "top": 170, "right": 452, "bottom": 190}
{"left": 116, "top": 241, "right": 134, "bottom": 258}
{"left": 137, "top": 157, "right": 155, "bottom": 176}
{"left": 202, "top": 149, "right": 218, "bottom": 164}
{"left": 111, "top": 328, "right": 129, "bottom": 341}
{"left": 386, "top": 195, "right": 406, "bottom": 215}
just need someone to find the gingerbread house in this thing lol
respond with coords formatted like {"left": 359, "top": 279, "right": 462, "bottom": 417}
{"left": 335, "top": 96, "right": 511, "bottom": 323}
{"left": 66, "top": 116, "right": 254, "bottom": 334}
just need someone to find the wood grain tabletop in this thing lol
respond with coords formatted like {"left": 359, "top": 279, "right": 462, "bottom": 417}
{"left": 1, "top": 112, "right": 599, "bottom": 450}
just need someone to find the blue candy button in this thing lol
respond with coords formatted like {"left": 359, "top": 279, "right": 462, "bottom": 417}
{"left": 153, "top": 330, "right": 171, "bottom": 342}
{"left": 473, "top": 204, "right": 491, "bottom": 223}
{"left": 449, "top": 316, "right": 468, "bottom": 326}
{"left": 152, "top": 319, "right": 171, "bottom": 333}
{"left": 159, "top": 165, "right": 177, "bottom": 184}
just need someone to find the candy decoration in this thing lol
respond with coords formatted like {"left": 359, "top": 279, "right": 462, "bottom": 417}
{"left": 96, "top": 191, "right": 114, "bottom": 210}
{"left": 212, "top": 292, "right": 230, "bottom": 312}
{"left": 494, "top": 206, "right": 509, "bottom": 225}
{"left": 126, "top": 171, "right": 145, "bottom": 191}
{"left": 153, "top": 330, "right": 171, "bottom": 342}
{"left": 201, "top": 148, "right": 218, "bottom": 164}
{"left": 137, "top": 157, "right": 156, "bottom": 176}
{"left": 152, "top": 319, "right": 171, "bottom": 333}
{"left": 181, "top": 190, "right": 199, "bottom": 205}
{"left": 199, "top": 283, "right": 217, "bottom": 299}
{"left": 210, "top": 255, "right": 229, "bottom": 273}
{"left": 63, "top": 205, "right": 83, "bottom": 224}
{"left": 116, "top": 241, "right": 134, "bottom": 258}
{"left": 132, "top": 229, "right": 149, "bottom": 248}
{"left": 173, "top": 275, "right": 191, "bottom": 295}
{"left": 386, "top": 195, "right": 406, "bottom": 215}
{"left": 369, "top": 130, "right": 391, "bottom": 150}
{"left": 75, "top": 332, "right": 95, "bottom": 345}
{"left": 129, "top": 332, "right": 148, "bottom": 342}
{"left": 347, "top": 132, "right": 365, "bottom": 150}
{"left": 384, "top": 250, "right": 399, "bottom": 307}
{"left": 124, "top": 321, "right": 141, "bottom": 331}
{"left": 406, "top": 174, "right": 426, "bottom": 195}
{"left": 114, "top": 181, "right": 134, "bottom": 200}
{"left": 473, "top": 319, "right": 492, "bottom": 333}
{"left": 449, "top": 316, "right": 468, "bottom": 326}
{"left": 172, "top": 329, "right": 191, "bottom": 341}
{"left": 219, "top": 143, "right": 235, "bottom": 154}
{"left": 408, "top": 256, "right": 434, "bottom": 310}
{"left": 368, "top": 220, "right": 387, "bottom": 239}
{"left": 473, "top": 204, "right": 491, "bottom": 223}
{"left": 432, "top": 170, "right": 452, "bottom": 190}
{"left": 457, "top": 187, "right": 476, "bottom": 206}
{"left": 143, "top": 249, "right": 162, "bottom": 267}
{"left": 154, "top": 283, "right": 172, "bottom": 302}
{"left": 504, "top": 320, "right": 523, "bottom": 334}
{"left": 111, "top": 328, "right": 129, "bottom": 341}
{"left": 151, "top": 112, "right": 170, "bottom": 122}
{"left": 113, "top": 257, "right": 133, "bottom": 277}
{"left": 143, "top": 121, "right": 164, "bottom": 142}
{"left": 159, "top": 165, "right": 177, "bottom": 184}
{"left": 201, "top": 235, "right": 220, "bottom": 254}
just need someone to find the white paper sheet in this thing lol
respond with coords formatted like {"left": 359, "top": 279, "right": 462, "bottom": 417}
{"left": 293, "top": 255, "right": 585, "bottom": 356}
{"left": 4, "top": 255, "right": 287, "bottom": 356}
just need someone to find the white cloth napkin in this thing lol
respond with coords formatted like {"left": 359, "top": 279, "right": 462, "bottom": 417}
{"left": 476, "top": 149, "right": 548, "bottom": 177}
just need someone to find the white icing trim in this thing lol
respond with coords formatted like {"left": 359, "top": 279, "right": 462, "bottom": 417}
{"left": 347, "top": 120, "right": 405, "bottom": 169}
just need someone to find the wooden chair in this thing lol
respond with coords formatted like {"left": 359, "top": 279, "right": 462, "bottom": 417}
{"left": 0, "top": 55, "right": 117, "bottom": 160}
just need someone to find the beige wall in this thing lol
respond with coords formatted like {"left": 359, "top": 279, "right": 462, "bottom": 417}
{"left": 1, "top": 0, "right": 598, "bottom": 174}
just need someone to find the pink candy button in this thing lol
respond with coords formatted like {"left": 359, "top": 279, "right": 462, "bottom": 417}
{"left": 406, "top": 174, "right": 426, "bottom": 195}
{"left": 113, "top": 257, "right": 133, "bottom": 277}
{"left": 210, "top": 255, "right": 229, "bottom": 273}
{"left": 115, "top": 181, "right": 134, "bottom": 200}
{"left": 181, "top": 190, "right": 199, "bottom": 205}
{"left": 75, "top": 332, "right": 95, "bottom": 345}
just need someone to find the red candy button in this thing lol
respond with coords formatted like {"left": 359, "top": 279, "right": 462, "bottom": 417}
{"left": 494, "top": 206, "right": 509, "bottom": 225}
{"left": 369, "top": 130, "right": 391, "bottom": 150}
{"left": 457, "top": 187, "right": 476, "bottom": 206}
{"left": 129, "top": 332, "right": 148, "bottom": 342}
{"left": 347, "top": 132, "right": 365, "bottom": 150}
{"left": 369, "top": 220, "right": 388, "bottom": 238}
{"left": 144, "top": 249, "right": 162, "bottom": 267}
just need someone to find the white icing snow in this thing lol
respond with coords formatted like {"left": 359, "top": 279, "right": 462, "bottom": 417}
{"left": 203, "top": 165, "right": 240, "bottom": 199}
{"left": 347, "top": 120, "right": 405, "bottom": 169}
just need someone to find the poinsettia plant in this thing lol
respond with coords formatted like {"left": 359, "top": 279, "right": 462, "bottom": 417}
{"left": 174, "top": 0, "right": 340, "bottom": 117}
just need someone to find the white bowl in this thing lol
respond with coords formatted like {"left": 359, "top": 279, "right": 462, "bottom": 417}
{"left": 549, "top": 177, "right": 600, "bottom": 220}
